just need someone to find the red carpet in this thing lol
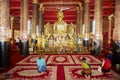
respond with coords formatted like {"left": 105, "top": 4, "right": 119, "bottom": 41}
{"left": 64, "top": 65, "right": 120, "bottom": 80}
{"left": 16, "top": 54, "right": 49, "bottom": 66}
{"left": 71, "top": 54, "right": 102, "bottom": 65}
{"left": 1, "top": 54, "right": 120, "bottom": 80}
{"left": 47, "top": 54, "right": 74, "bottom": 65}
{"left": 7, "top": 66, "right": 57, "bottom": 80}
{"left": 16, "top": 54, "right": 102, "bottom": 66}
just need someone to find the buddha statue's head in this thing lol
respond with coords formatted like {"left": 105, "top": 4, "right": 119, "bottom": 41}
{"left": 57, "top": 10, "right": 64, "bottom": 22}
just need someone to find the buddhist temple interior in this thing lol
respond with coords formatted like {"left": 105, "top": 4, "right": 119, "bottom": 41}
{"left": 9, "top": 0, "right": 115, "bottom": 52}
{"left": 1, "top": 0, "right": 120, "bottom": 79}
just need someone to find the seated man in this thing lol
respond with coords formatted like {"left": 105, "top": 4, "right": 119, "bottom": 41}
{"left": 81, "top": 57, "right": 92, "bottom": 78}
{"left": 36, "top": 53, "right": 47, "bottom": 73}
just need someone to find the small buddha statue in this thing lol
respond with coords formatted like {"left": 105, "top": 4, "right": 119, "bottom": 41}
{"left": 48, "top": 34, "right": 54, "bottom": 47}
{"left": 44, "top": 22, "right": 52, "bottom": 35}
{"left": 65, "top": 34, "right": 71, "bottom": 41}
{"left": 53, "top": 10, "right": 67, "bottom": 34}
{"left": 69, "top": 22, "right": 75, "bottom": 35}
{"left": 41, "top": 35, "right": 46, "bottom": 48}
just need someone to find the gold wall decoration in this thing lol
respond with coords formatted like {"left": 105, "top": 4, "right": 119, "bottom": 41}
{"left": 32, "top": 0, "right": 38, "bottom": 4}
{"left": 39, "top": 4, "right": 44, "bottom": 12}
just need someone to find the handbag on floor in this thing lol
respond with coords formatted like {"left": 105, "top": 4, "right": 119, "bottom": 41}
{"left": 98, "top": 66, "right": 102, "bottom": 73}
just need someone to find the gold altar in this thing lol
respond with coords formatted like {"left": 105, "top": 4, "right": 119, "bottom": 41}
{"left": 43, "top": 10, "right": 76, "bottom": 53}
{"left": 33, "top": 10, "right": 88, "bottom": 54}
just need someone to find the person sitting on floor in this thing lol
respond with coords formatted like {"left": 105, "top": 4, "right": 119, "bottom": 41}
{"left": 36, "top": 52, "right": 47, "bottom": 73}
{"left": 81, "top": 57, "right": 92, "bottom": 78}
{"left": 101, "top": 55, "right": 112, "bottom": 74}
{"left": 107, "top": 50, "right": 113, "bottom": 64}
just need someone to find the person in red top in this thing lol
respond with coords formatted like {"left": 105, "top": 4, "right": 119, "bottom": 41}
{"left": 101, "top": 55, "right": 112, "bottom": 73}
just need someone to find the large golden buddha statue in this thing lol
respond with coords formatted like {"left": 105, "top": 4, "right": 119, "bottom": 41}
{"left": 53, "top": 10, "right": 67, "bottom": 34}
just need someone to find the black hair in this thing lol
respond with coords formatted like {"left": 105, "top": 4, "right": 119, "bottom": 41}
{"left": 38, "top": 53, "right": 43, "bottom": 59}
{"left": 82, "top": 57, "right": 86, "bottom": 61}
{"left": 104, "top": 54, "right": 109, "bottom": 59}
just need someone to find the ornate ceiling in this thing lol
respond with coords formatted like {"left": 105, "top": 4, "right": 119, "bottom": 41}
{"left": 10, "top": 0, "right": 115, "bottom": 24}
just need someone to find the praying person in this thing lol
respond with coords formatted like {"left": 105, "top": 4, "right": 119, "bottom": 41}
{"left": 107, "top": 50, "right": 113, "bottom": 64}
{"left": 36, "top": 52, "right": 47, "bottom": 73}
{"left": 81, "top": 57, "right": 92, "bottom": 79}
{"left": 101, "top": 55, "right": 112, "bottom": 74}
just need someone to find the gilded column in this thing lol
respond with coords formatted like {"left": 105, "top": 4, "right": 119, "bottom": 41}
{"left": 38, "top": 4, "right": 44, "bottom": 35}
{"left": 112, "top": 0, "right": 120, "bottom": 65}
{"left": 20, "top": 0, "right": 29, "bottom": 34}
{"left": 94, "top": 0, "right": 103, "bottom": 55}
{"left": 31, "top": 0, "right": 39, "bottom": 53}
{"left": 10, "top": 16, "right": 14, "bottom": 41}
{"left": 83, "top": 0, "right": 90, "bottom": 47}
{"left": 76, "top": 6, "right": 80, "bottom": 36}
{"left": 37, "top": 4, "right": 44, "bottom": 49}
{"left": 108, "top": 14, "right": 113, "bottom": 47}
{"left": 0, "top": 0, "right": 10, "bottom": 69}
{"left": 113, "top": 0, "right": 120, "bottom": 41}
{"left": 79, "top": 3, "right": 83, "bottom": 35}
{"left": 31, "top": 0, "right": 39, "bottom": 36}
{"left": 20, "top": 0, "right": 29, "bottom": 56}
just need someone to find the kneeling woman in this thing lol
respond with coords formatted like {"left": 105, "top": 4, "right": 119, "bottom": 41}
{"left": 81, "top": 57, "right": 92, "bottom": 78}
{"left": 36, "top": 53, "right": 47, "bottom": 73}
{"left": 101, "top": 55, "right": 112, "bottom": 74}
